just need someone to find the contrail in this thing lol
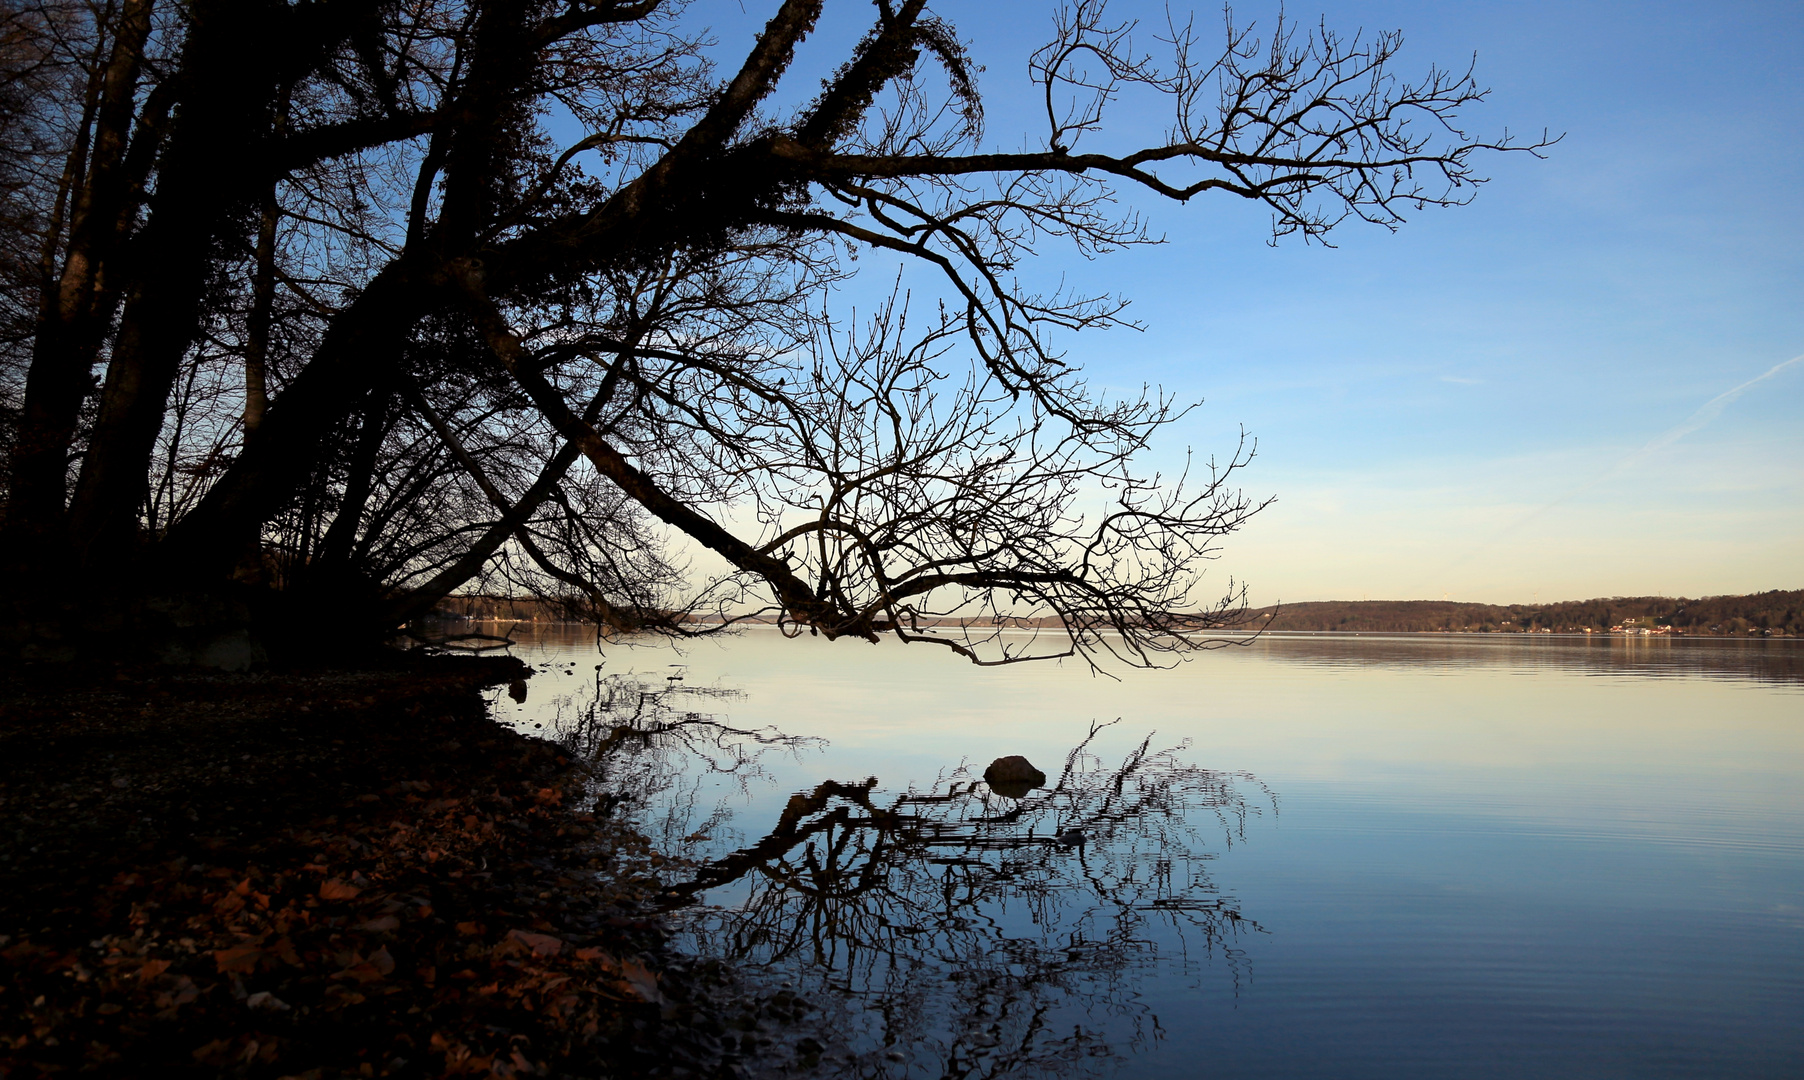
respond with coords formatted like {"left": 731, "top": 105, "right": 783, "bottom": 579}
{"left": 1438, "top": 351, "right": 1804, "bottom": 577}
{"left": 1556, "top": 352, "right": 1804, "bottom": 501}
{"left": 1633, "top": 352, "right": 1804, "bottom": 458}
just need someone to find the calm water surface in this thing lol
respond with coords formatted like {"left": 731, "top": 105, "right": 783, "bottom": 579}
{"left": 487, "top": 630, "right": 1804, "bottom": 1079}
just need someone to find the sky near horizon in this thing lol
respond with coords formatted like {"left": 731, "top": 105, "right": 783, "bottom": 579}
{"left": 696, "top": 1, "right": 1804, "bottom": 606}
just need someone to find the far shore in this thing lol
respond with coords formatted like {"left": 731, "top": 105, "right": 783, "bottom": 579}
{"left": 427, "top": 588, "right": 1799, "bottom": 639}
{"left": 431, "top": 615, "right": 1799, "bottom": 640}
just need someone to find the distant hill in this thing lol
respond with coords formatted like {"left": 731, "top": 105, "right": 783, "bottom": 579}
{"left": 435, "top": 589, "right": 1804, "bottom": 637}
{"left": 1248, "top": 589, "right": 1804, "bottom": 636}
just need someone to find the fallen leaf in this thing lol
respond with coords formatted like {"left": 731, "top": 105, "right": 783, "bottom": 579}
{"left": 334, "top": 960, "right": 387, "bottom": 984}
{"left": 356, "top": 915, "right": 400, "bottom": 932}
{"left": 619, "top": 959, "right": 665, "bottom": 1005}
{"left": 213, "top": 946, "right": 262, "bottom": 974}
{"left": 319, "top": 878, "right": 361, "bottom": 901}
{"left": 505, "top": 929, "right": 563, "bottom": 957}
{"left": 245, "top": 991, "right": 290, "bottom": 1011}
{"left": 191, "top": 1038, "right": 233, "bottom": 1064}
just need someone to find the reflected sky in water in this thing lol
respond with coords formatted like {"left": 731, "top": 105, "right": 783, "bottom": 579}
{"left": 492, "top": 631, "right": 1804, "bottom": 1078}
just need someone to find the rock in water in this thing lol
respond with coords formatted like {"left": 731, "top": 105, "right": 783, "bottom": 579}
{"left": 983, "top": 755, "right": 1047, "bottom": 799}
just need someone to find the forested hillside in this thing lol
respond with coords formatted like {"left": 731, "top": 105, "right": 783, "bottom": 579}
{"left": 1251, "top": 590, "right": 1804, "bottom": 635}
{"left": 437, "top": 589, "right": 1804, "bottom": 637}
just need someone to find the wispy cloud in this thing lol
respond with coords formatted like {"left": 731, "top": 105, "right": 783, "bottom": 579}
{"left": 1436, "top": 352, "right": 1804, "bottom": 577}
{"left": 1438, "top": 374, "right": 1484, "bottom": 385}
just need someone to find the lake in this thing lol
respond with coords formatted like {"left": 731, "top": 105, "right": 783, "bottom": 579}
{"left": 487, "top": 628, "right": 1804, "bottom": 1078}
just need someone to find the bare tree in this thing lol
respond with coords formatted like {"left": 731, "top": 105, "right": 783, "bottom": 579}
{"left": 0, "top": 0, "right": 1551, "bottom": 665}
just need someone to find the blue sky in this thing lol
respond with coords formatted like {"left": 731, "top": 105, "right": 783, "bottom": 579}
{"left": 703, "top": 1, "right": 1804, "bottom": 604}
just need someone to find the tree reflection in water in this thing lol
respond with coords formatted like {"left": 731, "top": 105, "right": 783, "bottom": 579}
{"left": 540, "top": 666, "right": 824, "bottom": 863}
{"left": 549, "top": 669, "right": 1272, "bottom": 1078}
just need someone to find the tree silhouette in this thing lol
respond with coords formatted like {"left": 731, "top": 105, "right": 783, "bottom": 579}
{"left": 0, "top": 0, "right": 1550, "bottom": 665}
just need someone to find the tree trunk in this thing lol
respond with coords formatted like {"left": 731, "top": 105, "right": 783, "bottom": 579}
{"left": 5, "top": 0, "right": 153, "bottom": 554}
{"left": 316, "top": 388, "right": 391, "bottom": 567}
{"left": 163, "top": 262, "right": 426, "bottom": 581}
{"left": 65, "top": 0, "right": 287, "bottom": 569}
{"left": 242, "top": 102, "right": 287, "bottom": 439}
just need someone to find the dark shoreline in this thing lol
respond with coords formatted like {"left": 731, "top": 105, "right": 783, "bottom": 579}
{"left": 0, "top": 656, "right": 764, "bottom": 1078}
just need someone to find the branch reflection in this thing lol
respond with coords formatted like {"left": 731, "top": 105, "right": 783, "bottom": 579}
{"left": 558, "top": 671, "right": 1273, "bottom": 1078}
{"left": 543, "top": 666, "right": 823, "bottom": 860}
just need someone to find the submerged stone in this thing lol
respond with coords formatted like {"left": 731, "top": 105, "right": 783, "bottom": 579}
{"left": 983, "top": 755, "right": 1046, "bottom": 799}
